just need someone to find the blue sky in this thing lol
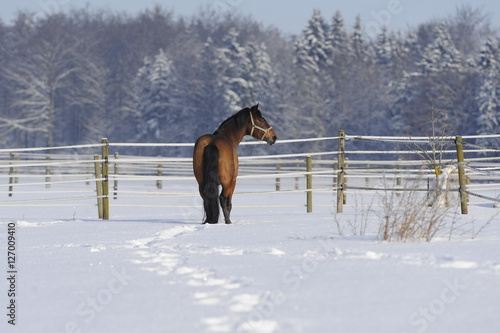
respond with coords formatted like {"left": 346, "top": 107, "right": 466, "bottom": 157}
{"left": 2, "top": 0, "right": 500, "bottom": 35}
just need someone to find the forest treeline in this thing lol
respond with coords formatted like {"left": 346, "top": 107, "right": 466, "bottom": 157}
{"left": 0, "top": 5, "right": 499, "bottom": 150}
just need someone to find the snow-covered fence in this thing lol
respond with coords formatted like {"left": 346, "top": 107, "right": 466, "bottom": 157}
{"left": 1, "top": 133, "right": 499, "bottom": 220}
{"left": 336, "top": 133, "right": 500, "bottom": 214}
{"left": 103, "top": 139, "right": 339, "bottom": 217}
{"left": 0, "top": 143, "right": 106, "bottom": 209}
{"left": 0, "top": 138, "right": 339, "bottom": 219}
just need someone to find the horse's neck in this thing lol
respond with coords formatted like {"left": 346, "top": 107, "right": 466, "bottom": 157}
{"left": 216, "top": 124, "right": 247, "bottom": 147}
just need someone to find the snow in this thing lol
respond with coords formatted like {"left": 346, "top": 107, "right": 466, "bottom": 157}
{"left": 1, "top": 177, "right": 499, "bottom": 333}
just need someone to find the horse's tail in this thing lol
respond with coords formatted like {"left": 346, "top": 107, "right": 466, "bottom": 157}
{"left": 202, "top": 143, "right": 220, "bottom": 223}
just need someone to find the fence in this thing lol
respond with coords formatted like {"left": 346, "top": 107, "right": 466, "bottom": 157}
{"left": 336, "top": 132, "right": 500, "bottom": 214}
{"left": 1, "top": 133, "right": 499, "bottom": 220}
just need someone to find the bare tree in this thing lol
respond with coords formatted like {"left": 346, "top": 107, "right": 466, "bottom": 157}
{"left": 1, "top": 21, "right": 78, "bottom": 147}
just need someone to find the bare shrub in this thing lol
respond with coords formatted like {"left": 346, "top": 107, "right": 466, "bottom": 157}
{"left": 377, "top": 174, "right": 459, "bottom": 242}
{"left": 333, "top": 193, "right": 376, "bottom": 237}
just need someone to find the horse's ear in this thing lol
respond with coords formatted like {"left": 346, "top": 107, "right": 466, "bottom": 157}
{"left": 251, "top": 104, "right": 259, "bottom": 111}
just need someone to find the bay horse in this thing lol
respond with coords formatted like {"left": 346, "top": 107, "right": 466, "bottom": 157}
{"left": 193, "top": 104, "right": 277, "bottom": 224}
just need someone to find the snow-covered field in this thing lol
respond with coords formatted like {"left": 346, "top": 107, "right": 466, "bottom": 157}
{"left": 1, "top": 176, "right": 499, "bottom": 333}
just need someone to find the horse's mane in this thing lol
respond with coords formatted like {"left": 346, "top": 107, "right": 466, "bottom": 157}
{"left": 213, "top": 108, "right": 250, "bottom": 134}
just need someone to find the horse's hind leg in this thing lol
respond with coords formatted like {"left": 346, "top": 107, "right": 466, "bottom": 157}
{"left": 220, "top": 182, "right": 235, "bottom": 224}
{"left": 199, "top": 184, "right": 219, "bottom": 224}
{"left": 219, "top": 194, "right": 232, "bottom": 224}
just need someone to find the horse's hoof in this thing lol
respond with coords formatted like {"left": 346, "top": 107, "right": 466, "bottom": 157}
{"left": 225, "top": 220, "right": 232, "bottom": 224}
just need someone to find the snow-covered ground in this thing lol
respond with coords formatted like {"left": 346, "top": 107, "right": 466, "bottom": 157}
{"left": 1, "top": 176, "right": 499, "bottom": 333}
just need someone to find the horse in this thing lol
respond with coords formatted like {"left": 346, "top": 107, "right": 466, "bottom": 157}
{"left": 193, "top": 104, "right": 277, "bottom": 224}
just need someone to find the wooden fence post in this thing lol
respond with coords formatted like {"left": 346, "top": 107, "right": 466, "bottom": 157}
{"left": 396, "top": 161, "right": 401, "bottom": 197}
{"left": 365, "top": 163, "right": 370, "bottom": 186}
{"left": 306, "top": 156, "right": 312, "bottom": 213}
{"left": 86, "top": 161, "right": 91, "bottom": 186}
{"left": 455, "top": 136, "right": 468, "bottom": 214}
{"left": 113, "top": 152, "right": 119, "bottom": 199}
{"left": 157, "top": 160, "right": 163, "bottom": 190}
{"left": 333, "top": 162, "right": 338, "bottom": 186}
{"left": 343, "top": 159, "right": 348, "bottom": 205}
{"left": 94, "top": 155, "right": 103, "bottom": 219}
{"left": 337, "top": 130, "right": 346, "bottom": 213}
{"left": 8, "top": 153, "right": 15, "bottom": 197}
{"left": 276, "top": 163, "right": 281, "bottom": 191}
{"left": 45, "top": 156, "right": 51, "bottom": 188}
{"left": 101, "top": 138, "right": 110, "bottom": 220}
{"left": 295, "top": 162, "right": 300, "bottom": 190}
{"left": 14, "top": 155, "right": 19, "bottom": 184}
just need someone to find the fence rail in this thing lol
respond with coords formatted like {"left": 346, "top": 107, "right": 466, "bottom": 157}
{"left": 1, "top": 133, "right": 499, "bottom": 219}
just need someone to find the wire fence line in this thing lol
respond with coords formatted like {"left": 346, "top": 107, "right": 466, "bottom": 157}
{"left": 337, "top": 132, "right": 500, "bottom": 213}
{"left": 0, "top": 135, "right": 341, "bottom": 153}
{"left": 1, "top": 133, "right": 499, "bottom": 218}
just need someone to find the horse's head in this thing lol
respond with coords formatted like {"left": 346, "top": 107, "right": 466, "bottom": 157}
{"left": 248, "top": 104, "right": 277, "bottom": 145}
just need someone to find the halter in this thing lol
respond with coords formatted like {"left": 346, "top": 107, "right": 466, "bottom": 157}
{"left": 249, "top": 110, "right": 273, "bottom": 141}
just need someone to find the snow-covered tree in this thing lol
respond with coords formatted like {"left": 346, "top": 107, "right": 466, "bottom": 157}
{"left": 351, "top": 15, "right": 370, "bottom": 62}
{"left": 241, "top": 41, "right": 275, "bottom": 107}
{"left": 176, "top": 37, "right": 226, "bottom": 134}
{"left": 0, "top": 6, "right": 498, "bottom": 149}
{"left": 216, "top": 28, "right": 246, "bottom": 113}
{"left": 418, "top": 22, "right": 462, "bottom": 75}
{"left": 294, "top": 9, "right": 331, "bottom": 74}
{"left": 135, "top": 48, "right": 175, "bottom": 142}
{"left": 216, "top": 29, "right": 275, "bottom": 114}
{"left": 0, "top": 29, "right": 78, "bottom": 147}
{"left": 66, "top": 47, "right": 109, "bottom": 144}
{"left": 390, "top": 23, "right": 469, "bottom": 135}
{"left": 291, "top": 10, "right": 334, "bottom": 149}
{"left": 401, "top": 31, "right": 422, "bottom": 71}
{"left": 375, "top": 27, "right": 392, "bottom": 66}
{"left": 476, "top": 38, "right": 500, "bottom": 142}
{"left": 390, "top": 71, "right": 418, "bottom": 133}
{"left": 328, "top": 11, "right": 351, "bottom": 63}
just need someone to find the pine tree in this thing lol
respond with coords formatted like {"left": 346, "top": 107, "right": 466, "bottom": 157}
{"left": 293, "top": 37, "right": 320, "bottom": 74}
{"left": 476, "top": 38, "right": 500, "bottom": 143}
{"left": 216, "top": 29, "right": 275, "bottom": 114}
{"left": 418, "top": 22, "right": 462, "bottom": 75}
{"left": 351, "top": 15, "right": 370, "bottom": 62}
{"left": 180, "top": 37, "right": 226, "bottom": 135}
{"left": 217, "top": 28, "right": 246, "bottom": 113}
{"left": 329, "top": 11, "right": 351, "bottom": 63}
{"left": 390, "top": 71, "right": 418, "bottom": 133}
{"left": 401, "top": 31, "right": 422, "bottom": 71}
{"left": 294, "top": 9, "right": 331, "bottom": 73}
{"left": 242, "top": 41, "right": 274, "bottom": 107}
{"left": 398, "top": 22, "right": 468, "bottom": 135}
{"left": 135, "top": 48, "right": 175, "bottom": 142}
{"left": 375, "top": 26, "right": 392, "bottom": 66}
{"left": 292, "top": 10, "right": 333, "bottom": 149}
{"left": 1, "top": 7, "right": 498, "bottom": 149}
